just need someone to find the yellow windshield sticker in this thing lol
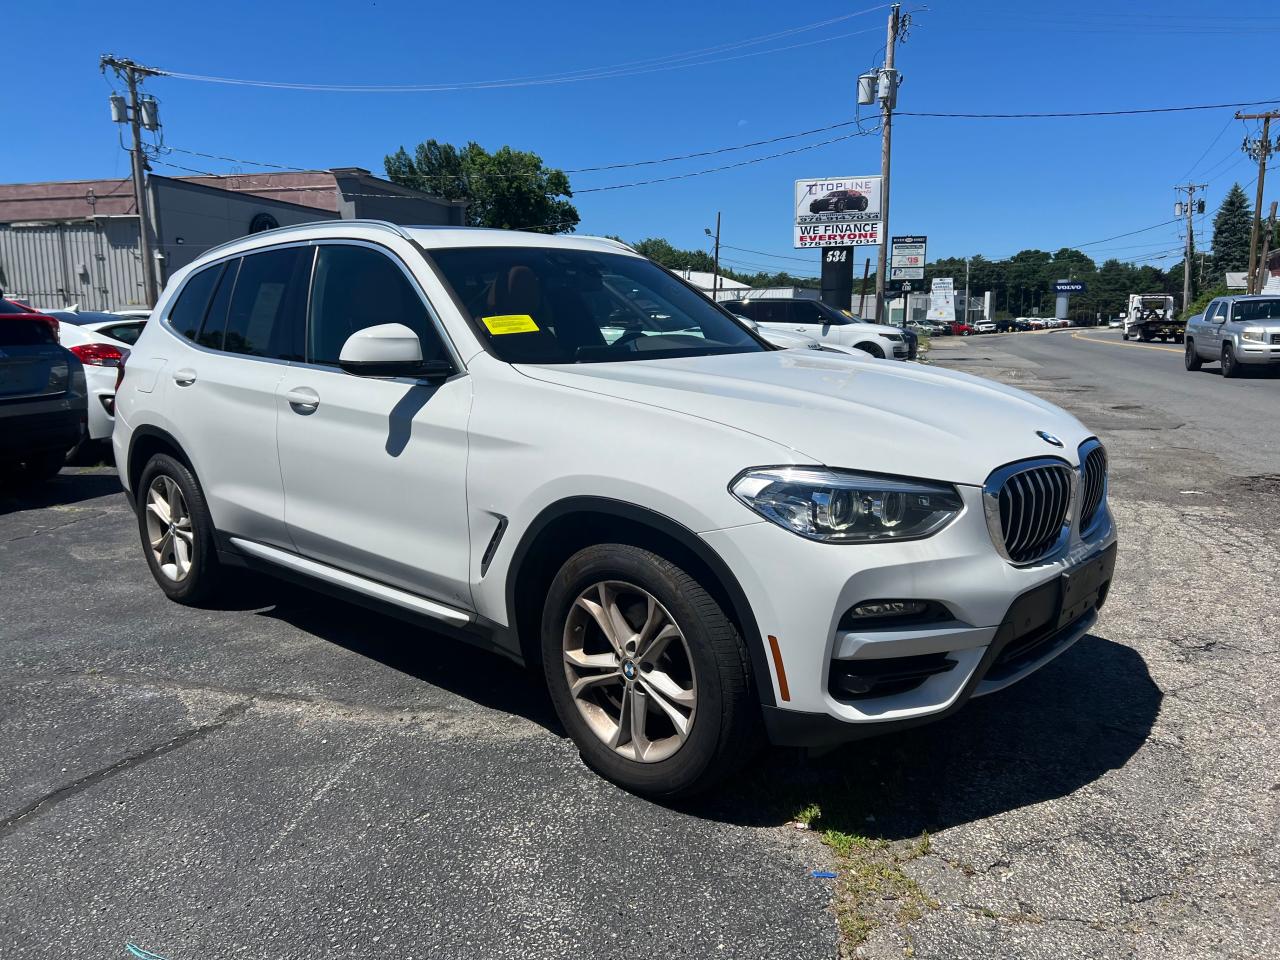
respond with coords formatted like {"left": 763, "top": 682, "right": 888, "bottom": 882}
{"left": 482, "top": 314, "right": 539, "bottom": 335}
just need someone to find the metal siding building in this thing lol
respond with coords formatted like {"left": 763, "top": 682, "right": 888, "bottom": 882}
{"left": 0, "top": 168, "right": 466, "bottom": 311}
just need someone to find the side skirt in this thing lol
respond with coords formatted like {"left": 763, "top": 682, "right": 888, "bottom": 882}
{"left": 218, "top": 536, "right": 523, "bottom": 666}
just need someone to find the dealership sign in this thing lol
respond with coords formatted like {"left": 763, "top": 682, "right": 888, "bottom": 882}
{"left": 1055, "top": 281, "right": 1086, "bottom": 293}
{"left": 794, "top": 175, "right": 882, "bottom": 249}
{"left": 890, "top": 235, "right": 926, "bottom": 279}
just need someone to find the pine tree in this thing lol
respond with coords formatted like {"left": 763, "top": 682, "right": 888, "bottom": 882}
{"left": 1212, "top": 183, "right": 1253, "bottom": 273}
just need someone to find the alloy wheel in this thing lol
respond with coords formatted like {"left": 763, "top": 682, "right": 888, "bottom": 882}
{"left": 562, "top": 580, "right": 697, "bottom": 763}
{"left": 145, "top": 475, "right": 194, "bottom": 581}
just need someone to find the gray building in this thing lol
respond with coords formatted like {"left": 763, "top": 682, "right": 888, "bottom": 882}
{"left": 0, "top": 168, "right": 466, "bottom": 311}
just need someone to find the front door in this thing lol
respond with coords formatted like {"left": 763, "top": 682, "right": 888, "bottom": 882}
{"left": 275, "top": 242, "right": 473, "bottom": 609}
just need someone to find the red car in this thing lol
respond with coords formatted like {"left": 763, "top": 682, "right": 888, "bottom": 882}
{"left": 946, "top": 321, "right": 975, "bottom": 337}
{"left": 808, "top": 189, "right": 870, "bottom": 214}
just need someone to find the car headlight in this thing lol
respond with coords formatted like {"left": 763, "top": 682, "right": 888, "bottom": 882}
{"left": 1241, "top": 328, "right": 1265, "bottom": 342}
{"left": 730, "top": 467, "right": 964, "bottom": 543}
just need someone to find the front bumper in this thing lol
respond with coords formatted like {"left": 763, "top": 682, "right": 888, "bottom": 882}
{"left": 1236, "top": 339, "right": 1280, "bottom": 364}
{"left": 701, "top": 486, "right": 1117, "bottom": 745}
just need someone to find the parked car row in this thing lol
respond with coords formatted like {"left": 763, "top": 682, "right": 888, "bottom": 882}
{"left": 1, "top": 298, "right": 149, "bottom": 483}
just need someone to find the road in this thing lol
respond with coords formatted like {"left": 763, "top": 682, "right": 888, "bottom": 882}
{"left": 1, "top": 332, "right": 1277, "bottom": 959}
{"left": 968, "top": 326, "right": 1280, "bottom": 477}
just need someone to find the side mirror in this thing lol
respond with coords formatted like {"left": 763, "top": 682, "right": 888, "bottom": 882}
{"left": 338, "top": 323, "right": 452, "bottom": 380}
{"left": 735, "top": 314, "right": 760, "bottom": 332}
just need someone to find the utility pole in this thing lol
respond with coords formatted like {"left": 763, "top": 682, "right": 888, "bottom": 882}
{"left": 1237, "top": 110, "right": 1278, "bottom": 294}
{"left": 963, "top": 256, "right": 970, "bottom": 325}
{"left": 102, "top": 55, "right": 165, "bottom": 307}
{"left": 705, "top": 213, "right": 721, "bottom": 303}
{"left": 1259, "top": 201, "right": 1278, "bottom": 292}
{"left": 873, "top": 3, "right": 902, "bottom": 324}
{"left": 857, "top": 256, "right": 871, "bottom": 317}
{"left": 1174, "top": 182, "right": 1207, "bottom": 313}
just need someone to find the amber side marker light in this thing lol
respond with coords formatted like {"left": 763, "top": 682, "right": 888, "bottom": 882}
{"left": 767, "top": 635, "right": 791, "bottom": 702}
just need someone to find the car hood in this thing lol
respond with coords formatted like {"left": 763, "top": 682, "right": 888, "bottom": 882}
{"left": 517, "top": 351, "right": 1093, "bottom": 486}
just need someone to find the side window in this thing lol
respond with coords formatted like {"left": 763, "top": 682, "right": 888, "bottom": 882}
{"left": 756, "top": 301, "right": 787, "bottom": 324}
{"left": 100, "top": 322, "right": 144, "bottom": 345}
{"left": 223, "top": 247, "right": 311, "bottom": 360}
{"left": 168, "top": 263, "right": 222, "bottom": 341}
{"left": 1208, "top": 300, "right": 1225, "bottom": 322}
{"left": 307, "top": 244, "right": 447, "bottom": 366}
{"left": 791, "top": 301, "right": 822, "bottom": 323}
{"left": 197, "top": 259, "right": 239, "bottom": 350}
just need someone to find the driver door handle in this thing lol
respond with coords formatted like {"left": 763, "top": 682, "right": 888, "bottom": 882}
{"left": 286, "top": 386, "right": 320, "bottom": 413}
{"left": 172, "top": 368, "right": 196, "bottom": 386}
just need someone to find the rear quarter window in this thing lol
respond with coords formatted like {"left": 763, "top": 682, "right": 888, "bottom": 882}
{"left": 168, "top": 263, "right": 224, "bottom": 341}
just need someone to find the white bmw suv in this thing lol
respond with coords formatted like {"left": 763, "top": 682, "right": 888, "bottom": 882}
{"left": 114, "top": 221, "right": 1117, "bottom": 797}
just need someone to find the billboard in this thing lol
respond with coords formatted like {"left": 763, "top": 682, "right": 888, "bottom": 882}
{"left": 926, "top": 277, "right": 956, "bottom": 324}
{"left": 794, "top": 175, "right": 882, "bottom": 249}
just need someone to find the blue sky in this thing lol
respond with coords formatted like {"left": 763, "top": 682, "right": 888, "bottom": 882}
{"left": 6, "top": 1, "right": 1277, "bottom": 277}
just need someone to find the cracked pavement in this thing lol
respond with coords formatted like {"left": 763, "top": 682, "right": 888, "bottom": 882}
{"left": 1, "top": 327, "right": 1277, "bottom": 959}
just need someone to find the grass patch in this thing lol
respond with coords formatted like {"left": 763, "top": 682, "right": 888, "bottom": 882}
{"left": 795, "top": 802, "right": 938, "bottom": 952}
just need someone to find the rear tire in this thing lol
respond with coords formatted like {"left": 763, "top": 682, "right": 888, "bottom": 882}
{"left": 136, "top": 453, "right": 224, "bottom": 605}
{"left": 1221, "top": 344, "right": 1242, "bottom": 379}
{"left": 541, "top": 543, "right": 758, "bottom": 798}
{"left": 1184, "top": 339, "right": 1202, "bottom": 371}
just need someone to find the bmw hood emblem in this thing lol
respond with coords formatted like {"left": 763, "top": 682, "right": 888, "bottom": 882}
{"left": 1037, "top": 430, "right": 1064, "bottom": 447}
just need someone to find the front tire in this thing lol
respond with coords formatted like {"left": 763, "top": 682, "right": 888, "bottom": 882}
{"left": 855, "top": 342, "right": 886, "bottom": 358}
{"left": 136, "top": 453, "right": 224, "bottom": 605}
{"left": 541, "top": 544, "right": 758, "bottom": 798}
{"left": 1184, "top": 338, "right": 1202, "bottom": 371}
{"left": 1221, "top": 344, "right": 1241, "bottom": 379}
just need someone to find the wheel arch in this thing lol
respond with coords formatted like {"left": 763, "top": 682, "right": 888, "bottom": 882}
{"left": 127, "top": 425, "right": 195, "bottom": 498}
{"left": 505, "top": 497, "right": 775, "bottom": 708}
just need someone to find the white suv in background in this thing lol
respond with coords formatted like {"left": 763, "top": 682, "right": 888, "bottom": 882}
{"left": 114, "top": 221, "right": 1117, "bottom": 797}
{"left": 723, "top": 297, "right": 909, "bottom": 359}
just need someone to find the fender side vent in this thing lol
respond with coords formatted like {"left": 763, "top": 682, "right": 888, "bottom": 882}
{"left": 479, "top": 516, "right": 508, "bottom": 577}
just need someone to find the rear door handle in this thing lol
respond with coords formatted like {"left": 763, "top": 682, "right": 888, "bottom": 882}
{"left": 286, "top": 386, "right": 320, "bottom": 413}
{"left": 172, "top": 368, "right": 197, "bottom": 386}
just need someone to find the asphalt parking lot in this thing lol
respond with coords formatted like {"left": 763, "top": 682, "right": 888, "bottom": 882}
{"left": 2, "top": 330, "right": 1277, "bottom": 959}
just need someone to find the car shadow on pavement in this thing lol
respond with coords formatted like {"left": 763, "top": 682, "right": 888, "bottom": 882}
{"left": 0, "top": 468, "right": 123, "bottom": 515}
{"left": 253, "top": 578, "right": 564, "bottom": 734}
{"left": 684, "top": 634, "right": 1161, "bottom": 840}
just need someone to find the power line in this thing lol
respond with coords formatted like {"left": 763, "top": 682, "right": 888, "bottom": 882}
{"left": 719, "top": 243, "right": 815, "bottom": 263}
{"left": 898, "top": 97, "right": 1280, "bottom": 119}
{"left": 154, "top": 9, "right": 890, "bottom": 93}
{"left": 575, "top": 127, "right": 880, "bottom": 193}
{"left": 565, "top": 120, "right": 865, "bottom": 173}
{"left": 1177, "top": 116, "right": 1236, "bottom": 182}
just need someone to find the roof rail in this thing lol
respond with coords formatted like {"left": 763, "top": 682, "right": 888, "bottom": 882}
{"left": 198, "top": 218, "right": 411, "bottom": 260}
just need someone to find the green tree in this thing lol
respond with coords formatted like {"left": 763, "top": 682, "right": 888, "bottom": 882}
{"left": 1212, "top": 182, "right": 1253, "bottom": 273}
{"left": 385, "top": 139, "right": 579, "bottom": 233}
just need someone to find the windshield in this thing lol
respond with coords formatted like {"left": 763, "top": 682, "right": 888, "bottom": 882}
{"left": 1232, "top": 299, "right": 1280, "bottom": 322}
{"left": 428, "top": 246, "right": 766, "bottom": 364}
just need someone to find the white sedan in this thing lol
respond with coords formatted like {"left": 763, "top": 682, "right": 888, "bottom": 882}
{"left": 46, "top": 310, "right": 137, "bottom": 445}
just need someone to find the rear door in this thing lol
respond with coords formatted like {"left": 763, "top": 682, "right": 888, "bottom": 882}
{"left": 158, "top": 246, "right": 311, "bottom": 548}
{"left": 275, "top": 241, "right": 473, "bottom": 608}
{"left": 1203, "top": 299, "right": 1227, "bottom": 355}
